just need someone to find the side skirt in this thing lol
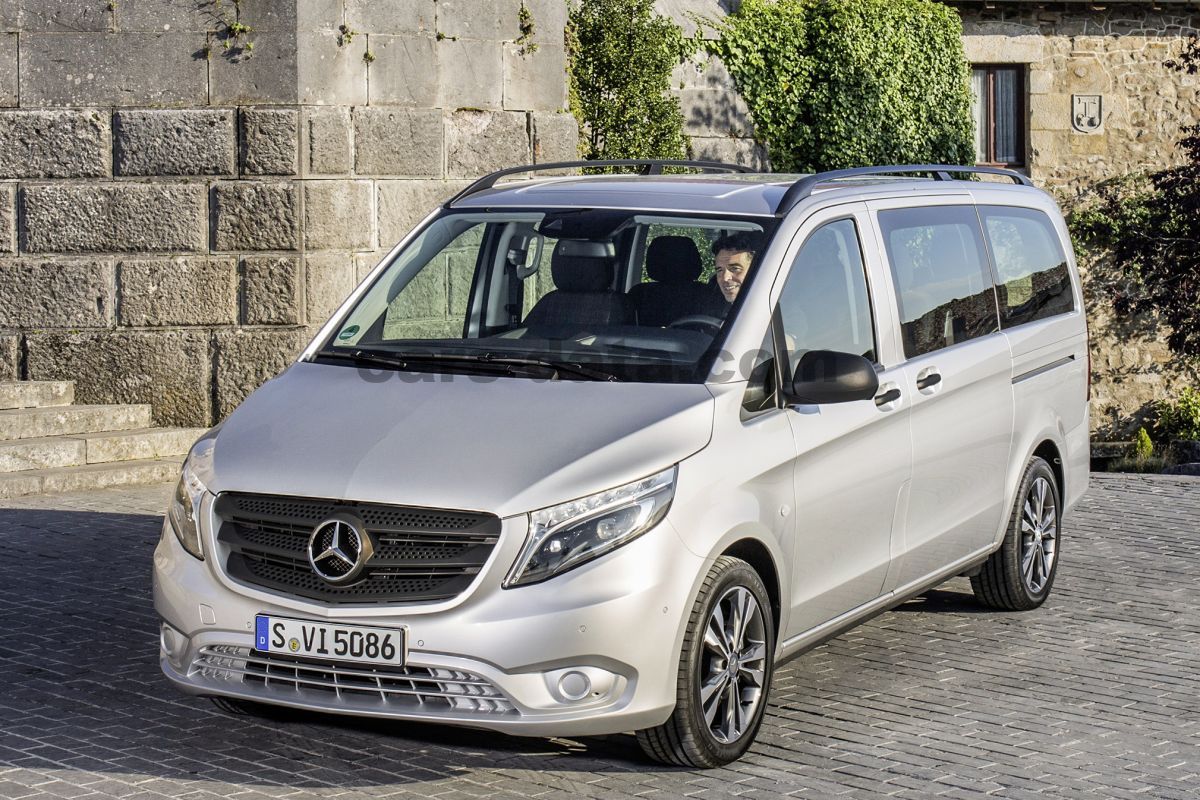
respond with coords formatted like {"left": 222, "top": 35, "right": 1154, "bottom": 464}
{"left": 775, "top": 544, "right": 997, "bottom": 664}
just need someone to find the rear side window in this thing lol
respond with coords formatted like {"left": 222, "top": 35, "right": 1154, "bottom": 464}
{"left": 878, "top": 206, "right": 999, "bottom": 359}
{"left": 978, "top": 206, "right": 1075, "bottom": 327}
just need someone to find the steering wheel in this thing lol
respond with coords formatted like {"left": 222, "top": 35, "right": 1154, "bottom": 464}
{"left": 667, "top": 314, "right": 725, "bottom": 335}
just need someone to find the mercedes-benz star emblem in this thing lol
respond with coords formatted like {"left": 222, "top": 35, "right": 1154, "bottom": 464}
{"left": 307, "top": 518, "right": 373, "bottom": 585}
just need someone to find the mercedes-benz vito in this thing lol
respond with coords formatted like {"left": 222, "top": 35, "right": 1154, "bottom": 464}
{"left": 154, "top": 162, "right": 1089, "bottom": 767}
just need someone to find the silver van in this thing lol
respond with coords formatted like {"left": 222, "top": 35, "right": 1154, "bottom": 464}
{"left": 154, "top": 162, "right": 1090, "bottom": 767}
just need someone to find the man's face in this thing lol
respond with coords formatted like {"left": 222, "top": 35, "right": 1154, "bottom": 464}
{"left": 715, "top": 249, "right": 753, "bottom": 303}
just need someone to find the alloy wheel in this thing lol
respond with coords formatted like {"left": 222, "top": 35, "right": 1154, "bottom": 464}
{"left": 699, "top": 585, "right": 768, "bottom": 744}
{"left": 1020, "top": 475, "right": 1058, "bottom": 594}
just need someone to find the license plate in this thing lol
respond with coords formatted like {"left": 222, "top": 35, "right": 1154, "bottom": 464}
{"left": 254, "top": 615, "right": 406, "bottom": 666}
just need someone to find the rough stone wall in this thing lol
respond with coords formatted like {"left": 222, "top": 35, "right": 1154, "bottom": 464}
{"left": 956, "top": 4, "right": 1200, "bottom": 438}
{"left": 0, "top": 0, "right": 578, "bottom": 426}
{"left": 657, "top": 0, "right": 766, "bottom": 168}
{"left": 957, "top": 5, "right": 1200, "bottom": 190}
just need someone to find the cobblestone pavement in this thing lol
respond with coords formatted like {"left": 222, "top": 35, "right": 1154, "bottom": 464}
{"left": 0, "top": 474, "right": 1197, "bottom": 799}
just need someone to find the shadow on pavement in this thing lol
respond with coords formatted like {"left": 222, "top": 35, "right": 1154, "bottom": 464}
{"left": 0, "top": 507, "right": 675, "bottom": 790}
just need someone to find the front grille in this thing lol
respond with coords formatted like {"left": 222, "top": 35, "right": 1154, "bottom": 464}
{"left": 215, "top": 492, "right": 501, "bottom": 604}
{"left": 194, "top": 645, "right": 516, "bottom": 714}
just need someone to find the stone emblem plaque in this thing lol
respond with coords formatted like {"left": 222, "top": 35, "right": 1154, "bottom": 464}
{"left": 1072, "top": 94, "right": 1103, "bottom": 133}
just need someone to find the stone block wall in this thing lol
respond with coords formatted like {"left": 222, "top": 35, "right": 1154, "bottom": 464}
{"left": 956, "top": 4, "right": 1200, "bottom": 437}
{"left": 957, "top": 6, "right": 1200, "bottom": 190}
{"left": 0, "top": 0, "right": 579, "bottom": 426}
{"left": 657, "top": 0, "right": 766, "bottom": 168}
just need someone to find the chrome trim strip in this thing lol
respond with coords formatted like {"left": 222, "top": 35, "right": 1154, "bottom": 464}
{"left": 219, "top": 650, "right": 494, "bottom": 688}
{"left": 193, "top": 646, "right": 510, "bottom": 704}
{"left": 1012, "top": 355, "right": 1075, "bottom": 385}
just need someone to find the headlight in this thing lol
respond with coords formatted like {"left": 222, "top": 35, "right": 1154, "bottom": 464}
{"left": 168, "top": 458, "right": 208, "bottom": 560}
{"left": 504, "top": 466, "right": 676, "bottom": 588}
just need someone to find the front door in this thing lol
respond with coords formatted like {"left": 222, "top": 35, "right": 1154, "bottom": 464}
{"left": 774, "top": 205, "right": 914, "bottom": 637}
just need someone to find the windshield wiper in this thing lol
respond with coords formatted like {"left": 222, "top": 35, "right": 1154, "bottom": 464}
{"left": 316, "top": 348, "right": 517, "bottom": 376}
{"left": 474, "top": 354, "right": 621, "bottom": 382}
{"left": 315, "top": 349, "right": 621, "bottom": 382}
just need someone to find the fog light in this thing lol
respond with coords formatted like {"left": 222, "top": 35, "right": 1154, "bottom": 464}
{"left": 558, "top": 670, "right": 591, "bottom": 701}
{"left": 160, "top": 622, "right": 187, "bottom": 665}
{"left": 543, "top": 666, "right": 621, "bottom": 705}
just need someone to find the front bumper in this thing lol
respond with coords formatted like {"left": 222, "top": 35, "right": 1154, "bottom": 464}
{"left": 153, "top": 503, "right": 705, "bottom": 737}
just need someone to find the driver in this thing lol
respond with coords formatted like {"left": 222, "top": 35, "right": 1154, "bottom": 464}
{"left": 711, "top": 232, "right": 762, "bottom": 309}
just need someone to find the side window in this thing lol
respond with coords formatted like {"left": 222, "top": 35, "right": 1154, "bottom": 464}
{"left": 878, "top": 206, "right": 998, "bottom": 359}
{"left": 978, "top": 205, "right": 1075, "bottom": 327}
{"left": 777, "top": 219, "right": 876, "bottom": 375}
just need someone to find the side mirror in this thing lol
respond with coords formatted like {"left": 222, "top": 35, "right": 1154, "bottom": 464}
{"left": 787, "top": 350, "right": 879, "bottom": 404}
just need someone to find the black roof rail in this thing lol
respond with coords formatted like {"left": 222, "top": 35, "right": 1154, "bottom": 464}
{"left": 444, "top": 159, "right": 755, "bottom": 208}
{"left": 775, "top": 164, "right": 1034, "bottom": 216}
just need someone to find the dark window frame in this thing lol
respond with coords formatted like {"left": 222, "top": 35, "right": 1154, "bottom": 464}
{"left": 972, "top": 64, "right": 1027, "bottom": 169}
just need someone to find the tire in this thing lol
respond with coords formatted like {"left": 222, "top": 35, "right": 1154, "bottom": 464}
{"left": 637, "top": 556, "right": 775, "bottom": 768}
{"left": 972, "top": 456, "right": 1062, "bottom": 610}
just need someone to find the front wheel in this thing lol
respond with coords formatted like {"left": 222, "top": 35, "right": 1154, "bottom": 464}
{"left": 972, "top": 456, "right": 1062, "bottom": 610}
{"left": 637, "top": 556, "right": 775, "bottom": 768}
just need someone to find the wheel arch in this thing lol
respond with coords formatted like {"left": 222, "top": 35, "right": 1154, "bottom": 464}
{"left": 996, "top": 428, "right": 1070, "bottom": 547}
{"left": 719, "top": 537, "right": 782, "bottom": 639}
{"left": 1032, "top": 439, "right": 1065, "bottom": 500}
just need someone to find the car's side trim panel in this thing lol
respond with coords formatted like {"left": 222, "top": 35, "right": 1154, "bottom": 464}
{"left": 1013, "top": 354, "right": 1075, "bottom": 385}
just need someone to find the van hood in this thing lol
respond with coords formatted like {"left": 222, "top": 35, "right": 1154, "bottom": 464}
{"left": 206, "top": 361, "right": 715, "bottom": 517}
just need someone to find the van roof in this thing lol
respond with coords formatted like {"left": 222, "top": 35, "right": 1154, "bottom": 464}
{"left": 447, "top": 163, "right": 1042, "bottom": 218}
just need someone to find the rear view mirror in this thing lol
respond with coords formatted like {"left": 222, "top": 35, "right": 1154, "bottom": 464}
{"left": 787, "top": 350, "right": 879, "bottom": 404}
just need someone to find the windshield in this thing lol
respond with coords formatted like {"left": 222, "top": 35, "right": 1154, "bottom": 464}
{"left": 314, "top": 209, "right": 777, "bottom": 382}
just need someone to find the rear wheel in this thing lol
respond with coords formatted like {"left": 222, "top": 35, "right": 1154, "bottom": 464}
{"left": 637, "top": 556, "right": 775, "bottom": 768}
{"left": 972, "top": 456, "right": 1061, "bottom": 610}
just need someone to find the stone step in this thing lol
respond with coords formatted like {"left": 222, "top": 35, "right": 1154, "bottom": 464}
{"left": 79, "top": 427, "right": 206, "bottom": 464}
{"left": 0, "top": 404, "right": 153, "bottom": 441}
{"left": 0, "top": 436, "right": 87, "bottom": 473}
{"left": 0, "top": 457, "right": 184, "bottom": 500}
{"left": 0, "top": 427, "right": 206, "bottom": 473}
{"left": 0, "top": 381, "right": 75, "bottom": 410}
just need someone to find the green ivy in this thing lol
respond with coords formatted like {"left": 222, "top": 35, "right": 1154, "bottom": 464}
{"left": 1154, "top": 387, "right": 1200, "bottom": 442}
{"left": 567, "top": 0, "right": 691, "bottom": 165}
{"left": 705, "top": 0, "right": 974, "bottom": 172}
{"left": 516, "top": 3, "right": 538, "bottom": 56}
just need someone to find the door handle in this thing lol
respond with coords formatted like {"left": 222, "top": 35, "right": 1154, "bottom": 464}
{"left": 916, "top": 371, "right": 942, "bottom": 391}
{"left": 874, "top": 388, "right": 901, "bottom": 407}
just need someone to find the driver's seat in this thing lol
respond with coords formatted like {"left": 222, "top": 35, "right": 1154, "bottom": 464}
{"left": 629, "top": 236, "right": 713, "bottom": 327}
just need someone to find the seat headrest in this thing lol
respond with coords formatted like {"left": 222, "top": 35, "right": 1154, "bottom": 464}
{"left": 551, "top": 239, "right": 616, "bottom": 292}
{"left": 646, "top": 236, "right": 703, "bottom": 284}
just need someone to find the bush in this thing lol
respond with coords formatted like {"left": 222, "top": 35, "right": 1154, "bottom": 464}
{"left": 706, "top": 0, "right": 975, "bottom": 172}
{"left": 1154, "top": 387, "right": 1200, "bottom": 442}
{"left": 1108, "top": 455, "right": 1169, "bottom": 474}
{"left": 1068, "top": 36, "right": 1200, "bottom": 358}
{"left": 567, "top": 0, "right": 691, "bottom": 163}
{"left": 1134, "top": 426, "right": 1154, "bottom": 459}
